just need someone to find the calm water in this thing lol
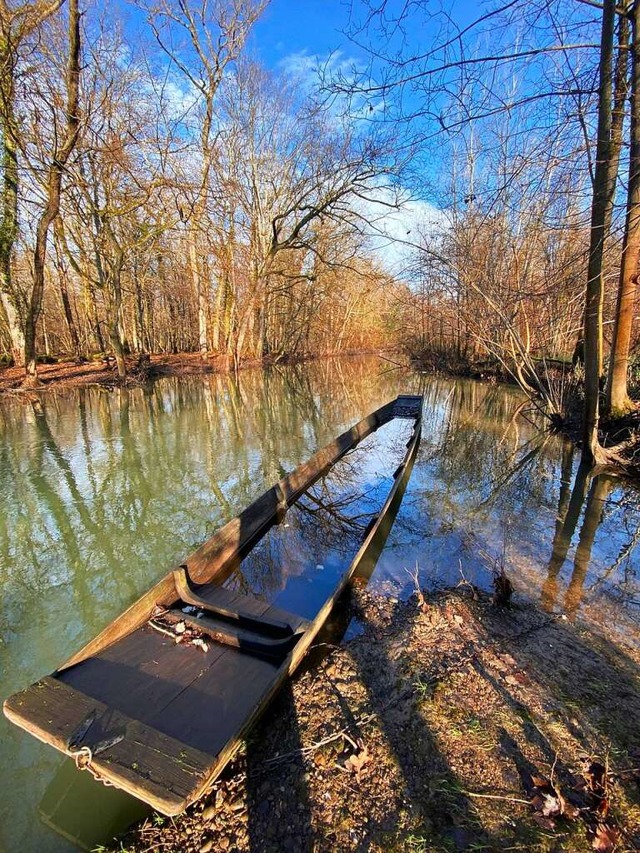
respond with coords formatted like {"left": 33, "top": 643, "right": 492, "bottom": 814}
{"left": 1, "top": 356, "right": 639, "bottom": 852}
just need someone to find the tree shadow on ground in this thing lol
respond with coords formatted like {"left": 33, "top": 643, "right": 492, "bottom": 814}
{"left": 117, "top": 585, "right": 640, "bottom": 853}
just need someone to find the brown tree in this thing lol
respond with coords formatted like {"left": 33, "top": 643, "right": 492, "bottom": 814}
{"left": 0, "top": 0, "right": 66, "bottom": 365}
{"left": 606, "top": 0, "right": 640, "bottom": 416}
{"left": 22, "top": 0, "right": 80, "bottom": 385}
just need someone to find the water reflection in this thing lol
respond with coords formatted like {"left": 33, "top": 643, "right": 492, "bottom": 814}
{"left": 1, "top": 359, "right": 639, "bottom": 852}
{"left": 366, "top": 378, "right": 640, "bottom": 635}
{"left": 225, "top": 418, "right": 414, "bottom": 618}
{"left": 39, "top": 760, "right": 150, "bottom": 851}
{"left": 541, "top": 462, "right": 615, "bottom": 617}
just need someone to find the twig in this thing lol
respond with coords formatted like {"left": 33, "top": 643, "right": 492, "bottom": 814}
{"left": 262, "top": 712, "right": 377, "bottom": 766}
{"left": 406, "top": 562, "right": 427, "bottom": 609}
{"left": 456, "top": 559, "right": 479, "bottom": 599}
{"left": 464, "top": 791, "right": 532, "bottom": 805}
{"left": 148, "top": 620, "right": 178, "bottom": 640}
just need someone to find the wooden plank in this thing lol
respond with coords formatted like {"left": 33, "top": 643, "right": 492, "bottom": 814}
{"left": 176, "top": 578, "right": 310, "bottom": 634}
{"left": 58, "top": 626, "right": 227, "bottom": 724}
{"left": 186, "top": 582, "right": 269, "bottom": 614}
{"left": 173, "top": 570, "right": 294, "bottom": 636}
{"left": 197, "top": 585, "right": 309, "bottom": 632}
{"left": 3, "top": 677, "right": 212, "bottom": 815}
{"left": 161, "top": 610, "right": 302, "bottom": 659}
{"left": 146, "top": 647, "right": 280, "bottom": 754}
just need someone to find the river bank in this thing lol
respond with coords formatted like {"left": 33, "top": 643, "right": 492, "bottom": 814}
{"left": 106, "top": 585, "right": 640, "bottom": 853}
{"left": 0, "top": 350, "right": 388, "bottom": 394}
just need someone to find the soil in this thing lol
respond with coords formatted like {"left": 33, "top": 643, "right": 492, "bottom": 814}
{"left": 0, "top": 353, "right": 237, "bottom": 393}
{"left": 107, "top": 586, "right": 640, "bottom": 853}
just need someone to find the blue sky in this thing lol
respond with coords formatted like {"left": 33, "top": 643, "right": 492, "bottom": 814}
{"left": 250, "top": 0, "right": 355, "bottom": 68}
{"left": 113, "top": 0, "right": 577, "bottom": 274}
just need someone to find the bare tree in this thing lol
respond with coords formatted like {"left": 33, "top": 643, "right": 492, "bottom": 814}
{"left": 22, "top": 0, "right": 80, "bottom": 385}
{"left": 0, "top": 0, "right": 66, "bottom": 365}
{"left": 583, "top": 0, "right": 617, "bottom": 465}
{"left": 141, "top": 0, "right": 267, "bottom": 353}
{"left": 606, "top": 0, "right": 640, "bottom": 416}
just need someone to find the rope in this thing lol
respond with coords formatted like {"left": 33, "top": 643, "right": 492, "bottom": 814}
{"left": 66, "top": 744, "right": 114, "bottom": 787}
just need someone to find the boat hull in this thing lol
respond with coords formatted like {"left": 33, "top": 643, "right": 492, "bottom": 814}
{"left": 4, "top": 395, "right": 423, "bottom": 814}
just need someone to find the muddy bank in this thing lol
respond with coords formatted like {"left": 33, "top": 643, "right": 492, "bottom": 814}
{"left": 0, "top": 350, "right": 388, "bottom": 394}
{"left": 107, "top": 586, "right": 640, "bottom": 853}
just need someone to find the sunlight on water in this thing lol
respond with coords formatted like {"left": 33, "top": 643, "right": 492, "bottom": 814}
{"left": 0, "top": 356, "right": 638, "bottom": 851}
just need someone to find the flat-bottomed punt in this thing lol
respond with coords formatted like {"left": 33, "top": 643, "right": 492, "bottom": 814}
{"left": 4, "top": 395, "right": 422, "bottom": 815}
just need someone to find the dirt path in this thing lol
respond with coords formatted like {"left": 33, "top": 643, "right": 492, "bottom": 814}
{"left": 108, "top": 586, "right": 640, "bottom": 853}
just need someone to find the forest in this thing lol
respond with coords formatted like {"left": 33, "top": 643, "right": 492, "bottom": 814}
{"left": 0, "top": 0, "right": 639, "bottom": 467}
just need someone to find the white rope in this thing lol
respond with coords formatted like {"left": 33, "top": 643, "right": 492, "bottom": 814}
{"left": 66, "top": 744, "right": 114, "bottom": 787}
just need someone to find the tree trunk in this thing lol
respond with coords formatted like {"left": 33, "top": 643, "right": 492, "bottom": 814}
{"left": 57, "top": 267, "right": 81, "bottom": 358}
{"left": 606, "top": 0, "right": 640, "bottom": 415}
{"left": 597, "top": 11, "right": 631, "bottom": 374}
{"left": 23, "top": 0, "right": 81, "bottom": 384}
{"left": 583, "top": 0, "right": 617, "bottom": 465}
{"left": 107, "top": 267, "right": 126, "bottom": 379}
{"left": 0, "top": 48, "right": 22, "bottom": 366}
{"left": 188, "top": 228, "right": 208, "bottom": 353}
{"left": 0, "top": 283, "right": 24, "bottom": 365}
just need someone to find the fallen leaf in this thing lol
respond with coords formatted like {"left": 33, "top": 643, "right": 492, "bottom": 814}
{"left": 532, "top": 813, "right": 556, "bottom": 831}
{"left": 560, "top": 796, "right": 581, "bottom": 820}
{"left": 344, "top": 746, "right": 370, "bottom": 782}
{"left": 505, "top": 672, "right": 530, "bottom": 687}
{"left": 541, "top": 792, "right": 562, "bottom": 818}
{"left": 531, "top": 775, "right": 550, "bottom": 789}
{"left": 592, "top": 824, "right": 619, "bottom": 852}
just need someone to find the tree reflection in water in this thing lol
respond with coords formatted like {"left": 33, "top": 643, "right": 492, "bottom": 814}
{"left": 367, "top": 377, "right": 640, "bottom": 635}
{"left": 225, "top": 418, "right": 414, "bottom": 618}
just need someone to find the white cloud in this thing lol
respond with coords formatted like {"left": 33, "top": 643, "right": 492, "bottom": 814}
{"left": 353, "top": 184, "right": 444, "bottom": 277}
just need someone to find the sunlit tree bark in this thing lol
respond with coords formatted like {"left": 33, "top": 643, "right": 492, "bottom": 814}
{"left": 606, "top": 0, "right": 640, "bottom": 416}
{"left": 23, "top": 0, "right": 80, "bottom": 385}
{"left": 583, "top": 0, "right": 617, "bottom": 465}
{"left": 0, "top": 0, "right": 66, "bottom": 365}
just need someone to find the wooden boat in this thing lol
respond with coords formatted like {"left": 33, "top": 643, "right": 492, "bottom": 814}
{"left": 4, "top": 394, "right": 422, "bottom": 815}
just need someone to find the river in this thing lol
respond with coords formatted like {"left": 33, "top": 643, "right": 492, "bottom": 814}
{"left": 1, "top": 356, "right": 639, "bottom": 852}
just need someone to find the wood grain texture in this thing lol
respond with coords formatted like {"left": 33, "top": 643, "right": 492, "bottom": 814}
{"left": 3, "top": 677, "right": 212, "bottom": 814}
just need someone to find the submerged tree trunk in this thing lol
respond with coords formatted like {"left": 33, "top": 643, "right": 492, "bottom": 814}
{"left": 606, "top": 0, "right": 640, "bottom": 415}
{"left": 583, "top": 0, "right": 617, "bottom": 465}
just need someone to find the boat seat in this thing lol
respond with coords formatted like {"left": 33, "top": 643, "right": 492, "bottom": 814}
{"left": 162, "top": 609, "right": 305, "bottom": 662}
{"left": 172, "top": 569, "right": 308, "bottom": 640}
